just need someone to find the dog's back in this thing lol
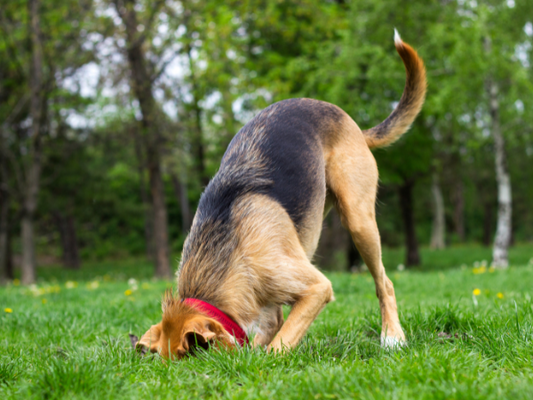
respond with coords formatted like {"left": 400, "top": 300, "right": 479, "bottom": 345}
{"left": 219, "top": 98, "right": 345, "bottom": 230}
{"left": 178, "top": 99, "right": 343, "bottom": 301}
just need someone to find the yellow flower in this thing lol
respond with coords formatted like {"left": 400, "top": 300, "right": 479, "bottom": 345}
{"left": 13, "top": 279, "right": 20, "bottom": 286}
{"left": 42, "top": 298, "right": 47, "bottom": 304}
{"left": 124, "top": 289, "right": 133, "bottom": 296}
{"left": 473, "top": 266, "right": 487, "bottom": 275}
{"left": 65, "top": 281, "right": 78, "bottom": 289}
{"left": 473, "top": 288, "right": 481, "bottom": 296}
{"left": 4, "top": 308, "right": 12, "bottom": 313}
{"left": 488, "top": 266, "right": 495, "bottom": 273}
{"left": 497, "top": 292, "right": 504, "bottom": 299}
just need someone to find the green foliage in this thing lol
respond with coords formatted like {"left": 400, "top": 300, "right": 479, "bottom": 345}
{"left": 1, "top": 0, "right": 533, "bottom": 266}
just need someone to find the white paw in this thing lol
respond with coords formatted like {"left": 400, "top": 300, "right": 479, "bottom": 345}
{"left": 381, "top": 336, "right": 406, "bottom": 349}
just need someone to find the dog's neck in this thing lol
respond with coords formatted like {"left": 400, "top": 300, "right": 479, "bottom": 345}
{"left": 182, "top": 298, "right": 249, "bottom": 346}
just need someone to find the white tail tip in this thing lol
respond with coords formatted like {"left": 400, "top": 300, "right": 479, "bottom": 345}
{"left": 394, "top": 28, "right": 402, "bottom": 45}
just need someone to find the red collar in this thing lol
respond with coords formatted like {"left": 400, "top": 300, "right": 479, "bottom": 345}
{"left": 183, "top": 298, "right": 249, "bottom": 346}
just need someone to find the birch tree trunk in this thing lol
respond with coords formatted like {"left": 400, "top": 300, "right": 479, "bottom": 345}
{"left": 21, "top": 0, "right": 44, "bottom": 285}
{"left": 430, "top": 171, "right": 445, "bottom": 249}
{"left": 488, "top": 79, "right": 512, "bottom": 268}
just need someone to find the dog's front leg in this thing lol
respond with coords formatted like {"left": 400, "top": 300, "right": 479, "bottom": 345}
{"left": 268, "top": 277, "right": 333, "bottom": 352}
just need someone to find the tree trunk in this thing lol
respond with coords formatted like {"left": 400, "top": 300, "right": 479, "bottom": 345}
{"left": 221, "top": 89, "right": 237, "bottom": 150}
{"left": 488, "top": 79, "right": 512, "bottom": 268}
{"left": 21, "top": 0, "right": 44, "bottom": 285}
{"left": 21, "top": 215, "right": 36, "bottom": 283}
{"left": 315, "top": 211, "right": 351, "bottom": 271}
{"left": 132, "top": 124, "right": 154, "bottom": 260}
{"left": 116, "top": 0, "right": 171, "bottom": 278}
{"left": 399, "top": 180, "right": 420, "bottom": 266}
{"left": 430, "top": 171, "right": 445, "bottom": 249}
{"left": 170, "top": 172, "right": 192, "bottom": 234}
{"left": 0, "top": 172, "right": 12, "bottom": 283}
{"left": 347, "top": 238, "right": 362, "bottom": 272}
{"left": 185, "top": 43, "right": 209, "bottom": 188}
{"left": 452, "top": 178, "right": 465, "bottom": 242}
{"left": 53, "top": 211, "right": 80, "bottom": 269}
{"left": 149, "top": 163, "right": 171, "bottom": 277}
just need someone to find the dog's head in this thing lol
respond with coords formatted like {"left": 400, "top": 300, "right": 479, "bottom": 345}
{"left": 137, "top": 293, "right": 236, "bottom": 359}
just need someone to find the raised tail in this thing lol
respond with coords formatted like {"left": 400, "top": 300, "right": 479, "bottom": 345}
{"left": 363, "top": 29, "right": 427, "bottom": 149}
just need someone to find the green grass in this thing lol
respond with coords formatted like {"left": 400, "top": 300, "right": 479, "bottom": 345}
{"left": 381, "top": 243, "right": 533, "bottom": 271}
{"left": 1, "top": 248, "right": 533, "bottom": 399}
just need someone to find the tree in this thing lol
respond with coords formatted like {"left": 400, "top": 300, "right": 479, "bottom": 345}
{"left": 112, "top": 0, "right": 173, "bottom": 278}
{"left": 430, "top": 169, "right": 445, "bottom": 249}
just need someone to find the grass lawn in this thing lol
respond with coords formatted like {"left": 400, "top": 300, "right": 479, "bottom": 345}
{"left": 1, "top": 247, "right": 533, "bottom": 399}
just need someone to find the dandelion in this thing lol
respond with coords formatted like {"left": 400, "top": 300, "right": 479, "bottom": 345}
{"left": 65, "top": 281, "right": 78, "bottom": 289}
{"left": 125, "top": 289, "right": 133, "bottom": 296}
{"left": 397, "top": 264, "right": 405, "bottom": 271}
{"left": 4, "top": 308, "right": 12, "bottom": 313}
{"left": 473, "top": 288, "right": 481, "bottom": 296}
{"left": 42, "top": 298, "right": 47, "bottom": 304}
{"left": 473, "top": 266, "right": 487, "bottom": 274}
{"left": 497, "top": 292, "right": 504, "bottom": 299}
{"left": 87, "top": 281, "right": 99, "bottom": 290}
{"left": 13, "top": 279, "right": 20, "bottom": 286}
{"left": 128, "top": 278, "right": 138, "bottom": 286}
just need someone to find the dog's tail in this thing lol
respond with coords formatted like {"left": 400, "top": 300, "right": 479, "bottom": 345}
{"left": 363, "top": 29, "right": 427, "bottom": 149}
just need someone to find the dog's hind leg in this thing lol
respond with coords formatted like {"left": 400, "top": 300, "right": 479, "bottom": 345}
{"left": 326, "top": 122, "right": 406, "bottom": 347}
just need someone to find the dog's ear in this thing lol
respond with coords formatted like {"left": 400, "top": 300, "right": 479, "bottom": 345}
{"left": 181, "top": 318, "right": 233, "bottom": 353}
{"left": 137, "top": 323, "right": 163, "bottom": 353}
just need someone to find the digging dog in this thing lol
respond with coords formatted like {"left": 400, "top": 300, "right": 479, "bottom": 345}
{"left": 138, "top": 30, "right": 426, "bottom": 358}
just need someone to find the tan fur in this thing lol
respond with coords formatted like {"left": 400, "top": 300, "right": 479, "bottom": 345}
{"left": 139, "top": 33, "right": 426, "bottom": 357}
{"left": 363, "top": 36, "right": 427, "bottom": 149}
{"left": 137, "top": 294, "right": 236, "bottom": 359}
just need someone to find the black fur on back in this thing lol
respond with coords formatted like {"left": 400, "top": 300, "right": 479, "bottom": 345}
{"left": 178, "top": 98, "right": 343, "bottom": 304}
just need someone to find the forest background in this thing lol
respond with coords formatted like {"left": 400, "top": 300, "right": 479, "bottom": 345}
{"left": 1, "top": 0, "right": 532, "bottom": 284}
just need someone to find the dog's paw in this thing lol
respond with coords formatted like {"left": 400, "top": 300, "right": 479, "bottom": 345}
{"left": 381, "top": 336, "right": 406, "bottom": 349}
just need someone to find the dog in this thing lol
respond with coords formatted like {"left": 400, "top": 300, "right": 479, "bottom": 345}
{"left": 138, "top": 30, "right": 426, "bottom": 359}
